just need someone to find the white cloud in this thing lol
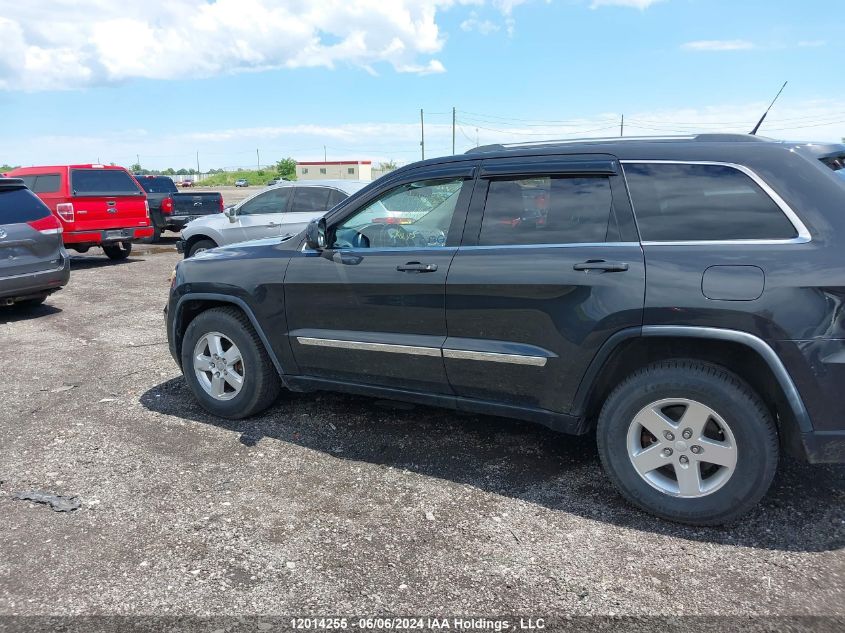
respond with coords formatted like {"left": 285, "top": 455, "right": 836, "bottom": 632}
{"left": 461, "top": 12, "right": 502, "bottom": 34}
{"left": 682, "top": 39, "right": 755, "bottom": 51}
{"left": 590, "top": 0, "right": 664, "bottom": 9}
{"left": 798, "top": 40, "right": 827, "bottom": 48}
{"left": 0, "top": 0, "right": 529, "bottom": 92}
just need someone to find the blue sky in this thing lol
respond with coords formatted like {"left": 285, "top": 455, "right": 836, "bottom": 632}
{"left": 1, "top": 0, "right": 843, "bottom": 170}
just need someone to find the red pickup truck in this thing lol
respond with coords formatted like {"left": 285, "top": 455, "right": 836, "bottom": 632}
{"left": 7, "top": 164, "right": 154, "bottom": 259}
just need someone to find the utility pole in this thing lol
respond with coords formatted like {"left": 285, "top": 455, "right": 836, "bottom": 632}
{"left": 620, "top": 114, "right": 624, "bottom": 137}
{"left": 256, "top": 149, "right": 260, "bottom": 170}
{"left": 452, "top": 107, "right": 456, "bottom": 155}
{"left": 420, "top": 109, "right": 425, "bottom": 160}
{"left": 196, "top": 151, "right": 200, "bottom": 175}
{"left": 476, "top": 128, "right": 479, "bottom": 148}
{"left": 136, "top": 154, "right": 140, "bottom": 169}
{"left": 324, "top": 145, "right": 327, "bottom": 162}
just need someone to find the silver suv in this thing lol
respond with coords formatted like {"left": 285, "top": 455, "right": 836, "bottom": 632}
{"left": 178, "top": 180, "right": 368, "bottom": 258}
{"left": 0, "top": 178, "right": 70, "bottom": 307}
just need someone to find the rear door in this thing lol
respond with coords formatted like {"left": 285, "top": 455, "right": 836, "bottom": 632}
{"left": 230, "top": 187, "right": 293, "bottom": 242}
{"left": 443, "top": 154, "right": 645, "bottom": 414}
{"left": 70, "top": 168, "right": 148, "bottom": 231}
{"left": 0, "top": 183, "right": 63, "bottom": 279}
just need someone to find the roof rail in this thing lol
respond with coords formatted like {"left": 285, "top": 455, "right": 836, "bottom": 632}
{"left": 466, "top": 133, "right": 766, "bottom": 154}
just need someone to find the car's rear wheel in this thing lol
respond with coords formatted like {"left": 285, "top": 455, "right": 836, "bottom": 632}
{"left": 187, "top": 239, "right": 216, "bottom": 258}
{"left": 102, "top": 241, "right": 132, "bottom": 260}
{"left": 596, "top": 359, "right": 778, "bottom": 525}
{"left": 181, "top": 307, "right": 281, "bottom": 419}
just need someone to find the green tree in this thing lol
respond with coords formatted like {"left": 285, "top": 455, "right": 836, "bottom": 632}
{"left": 130, "top": 163, "right": 142, "bottom": 173}
{"left": 162, "top": 168, "right": 176, "bottom": 175}
{"left": 1, "top": 164, "right": 19, "bottom": 172}
{"left": 276, "top": 157, "right": 297, "bottom": 180}
{"left": 378, "top": 160, "right": 398, "bottom": 171}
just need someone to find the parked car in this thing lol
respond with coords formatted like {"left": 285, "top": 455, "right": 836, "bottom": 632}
{"left": 8, "top": 164, "right": 153, "bottom": 260}
{"left": 266, "top": 179, "right": 279, "bottom": 186}
{"left": 166, "top": 134, "right": 845, "bottom": 525}
{"left": 235, "top": 179, "right": 249, "bottom": 188}
{"left": 135, "top": 175, "right": 224, "bottom": 241}
{"left": 179, "top": 179, "right": 194, "bottom": 188}
{"left": 177, "top": 180, "right": 367, "bottom": 258}
{"left": 0, "top": 178, "right": 70, "bottom": 306}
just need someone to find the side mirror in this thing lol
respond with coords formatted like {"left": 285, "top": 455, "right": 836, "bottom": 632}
{"left": 225, "top": 207, "right": 237, "bottom": 223}
{"left": 305, "top": 218, "right": 328, "bottom": 250}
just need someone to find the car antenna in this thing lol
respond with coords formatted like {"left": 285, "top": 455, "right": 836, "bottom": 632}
{"left": 750, "top": 81, "right": 788, "bottom": 135}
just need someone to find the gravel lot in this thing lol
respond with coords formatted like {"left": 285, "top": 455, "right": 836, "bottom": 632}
{"left": 1, "top": 244, "right": 843, "bottom": 620}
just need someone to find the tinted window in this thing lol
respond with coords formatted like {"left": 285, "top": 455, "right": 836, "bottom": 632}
{"left": 624, "top": 163, "right": 797, "bottom": 241}
{"left": 238, "top": 188, "right": 292, "bottom": 215}
{"left": 333, "top": 178, "right": 465, "bottom": 249}
{"left": 479, "top": 176, "right": 614, "bottom": 246}
{"left": 291, "top": 187, "right": 332, "bottom": 214}
{"left": 136, "top": 176, "right": 177, "bottom": 194}
{"left": 71, "top": 169, "right": 142, "bottom": 196}
{"left": 18, "top": 174, "right": 60, "bottom": 193}
{"left": 328, "top": 189, "right": 348, "bottom": 208}
{"left": 0, "top": 187, "right": 51, "bottom": 223}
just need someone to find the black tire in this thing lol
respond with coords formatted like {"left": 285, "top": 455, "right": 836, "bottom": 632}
{"left": 187, "top": 239, "right": 216, "bottom": 258}
{"left": 596, "top": 360, "right": 778, "bottom": 526}
{"left": 146, "top": 225, "right": 162, "bottom": 243}
{"left": 102, "top": 241, "right": 132, "bottom": 260}
{"left": 181, "top": 307, "right": 281, "bottom": 419}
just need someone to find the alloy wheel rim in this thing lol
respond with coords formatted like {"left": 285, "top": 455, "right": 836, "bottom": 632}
{"left": 193, "top": 331, "right": 245, "bottom": 401}
{"left": 626, "top": 398, "right": 738, "bottom": 498}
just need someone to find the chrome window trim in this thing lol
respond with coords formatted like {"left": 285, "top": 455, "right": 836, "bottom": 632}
{"left": 620, "top": 160, "right": 811, "bottom": 245}
{"left": 457, "top": 242, "right": 639, "bottom": 251}
{"left": 297, "top": 337, "right": 441, "bottom": 357}
{"left": 442, "top": 349, "right": 548, "bottom": 366}
{"left": 297, "top": 337, "right": 549, "bottom": 366}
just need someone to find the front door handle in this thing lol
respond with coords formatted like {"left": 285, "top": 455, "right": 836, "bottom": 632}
{"left": 573, "top": 260, "right": 629, "bottom": 272}
{"left": 397, "top": 262, "right": 438, "bottom": 273}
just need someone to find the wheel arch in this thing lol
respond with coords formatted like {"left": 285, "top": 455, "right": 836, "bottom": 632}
{"left": 171, "top": 293, "right": 285, "bottom": 379}
{"left": 183, "top": 233, "right": 219, "bottom": 254}
{"left": 574, "top": 326, "right": 813, "bottom": 458}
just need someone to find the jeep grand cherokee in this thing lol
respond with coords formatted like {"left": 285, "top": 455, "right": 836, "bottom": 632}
{"left": 165, "top": 134, "right": 845, "bottom": 525}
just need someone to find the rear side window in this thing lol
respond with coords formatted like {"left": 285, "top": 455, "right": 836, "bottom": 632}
{"left": 0, "top": 187, "right": 51, "bottom": 223}
{"left": 136, "top": 176, "right": 177, "bottom": 194}
{"left": 19, "top": 174, "right": 60, "bottom": 193}
{"left": 479, "top": 176, "right": 616, "bottom": 246}
{"left": 291, "top": 187, "right": 332, "bottom": 214}
{"left": 71, "top": 169, "right": 143, "bottom": 196}
{"left": 328, "top": 189, "right": 348, "bottom": 208}
{"left": 624, "top": 163, "right": 797, "bottom": 242}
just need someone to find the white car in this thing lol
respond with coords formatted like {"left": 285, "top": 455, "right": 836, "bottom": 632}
{"left": 178, "top": 180, "right": 369, "bottom": 257}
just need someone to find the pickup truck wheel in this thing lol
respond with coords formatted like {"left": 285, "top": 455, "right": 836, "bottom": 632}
{"left": 596, "top": 360, "right": 778, "bottom": 526}
{"left": 181, "top": 307, "right": 281, "bottom": 419}
{"left": 187, "top": 239, "right": 216, "bottom": 258}
{"left": 102, "top": 242, "right": 132, "bottom": 260}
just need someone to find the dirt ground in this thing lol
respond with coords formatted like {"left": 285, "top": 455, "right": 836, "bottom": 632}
{"left": 0, "top": 243, "right": 843, "bottom": 620}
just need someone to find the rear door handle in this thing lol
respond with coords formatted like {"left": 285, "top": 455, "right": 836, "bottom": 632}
{"left": 397, "top": 262, "right": 438, "bottom": 273}
{"left": 573, "top": 260, "right": 629, "bottom": 272}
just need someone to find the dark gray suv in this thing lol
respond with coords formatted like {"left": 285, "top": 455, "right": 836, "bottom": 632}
{"left": 166, "top": 134, "right": 845, "bottom": 525}
{"left": 0, "top": 178, "right": 70, "bottom": 307}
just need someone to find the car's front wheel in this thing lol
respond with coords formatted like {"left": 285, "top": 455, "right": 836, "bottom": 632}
{"left": 181, "top": 307, "right": 281, "bottom": 419}
{"left": 597, "top": 360, "right": 778, "bottom": 525}
{"left": 187, "top": 239, "right": 217, "bottom": 258}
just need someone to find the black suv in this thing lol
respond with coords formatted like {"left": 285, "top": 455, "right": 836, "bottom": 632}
{"left": 166, "top": 134, "right": 845, "bottom": 525}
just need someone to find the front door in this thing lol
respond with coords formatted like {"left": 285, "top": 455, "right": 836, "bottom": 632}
{"left": 443, "top": 154, "right": 645, "bottom": 413}
{"left": 230, "top": 187, "right": 292, "bottom": 242}
{"left": 284, "top": 165, "right": 477, "bottom": 393}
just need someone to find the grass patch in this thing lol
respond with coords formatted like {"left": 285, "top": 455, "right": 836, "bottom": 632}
{"left": 201, "top": 170, "right": 291, "bottom": 187}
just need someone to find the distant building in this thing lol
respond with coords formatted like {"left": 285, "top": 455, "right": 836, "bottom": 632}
{"left": 298, "top": 160, "right": 372, "bottom": 181}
